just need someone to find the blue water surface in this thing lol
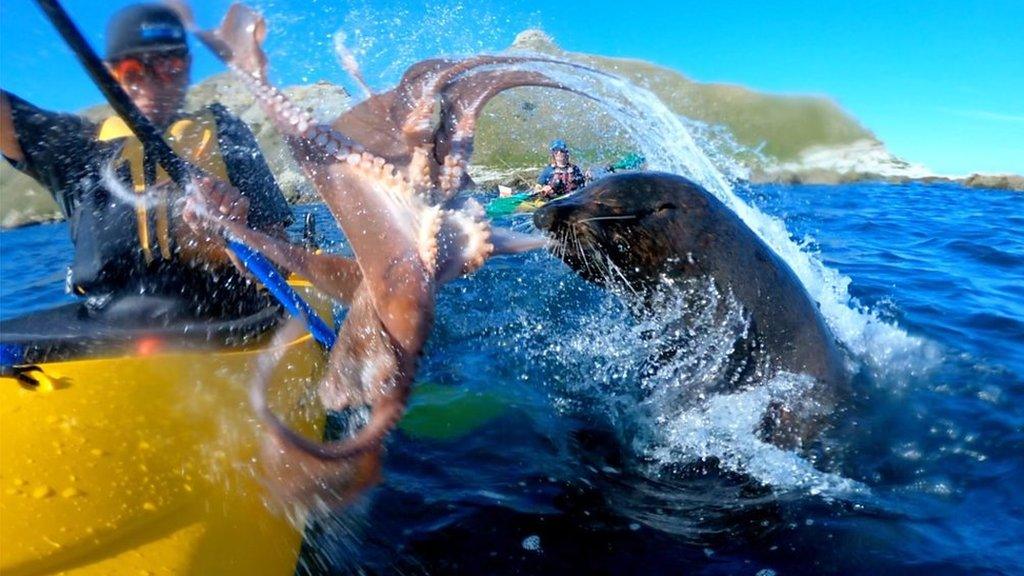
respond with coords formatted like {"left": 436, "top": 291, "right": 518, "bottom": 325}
{"left": 1, "top": 182, "right": 1022, "bottom": 575}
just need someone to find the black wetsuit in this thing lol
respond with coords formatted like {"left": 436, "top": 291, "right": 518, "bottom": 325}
{"left": 3, "top": 91, "right": 292, "bottom": 319}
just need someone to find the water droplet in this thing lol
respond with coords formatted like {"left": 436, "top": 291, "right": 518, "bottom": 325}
{"left": 142, "top": 502, "right": 157, "bottom": 511}
{"left": 32, "top": 486, "right": 55, "bottom": 499}
{"left": 61, "top": 487, "right": 80, "bottom": 498}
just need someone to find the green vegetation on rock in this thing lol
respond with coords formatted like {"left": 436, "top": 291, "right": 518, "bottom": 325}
{"left": 0, "top": 163, "right": 61, "bottom": 228}
{"left": 471, "top": 30, "right": 876, "bottom": 168}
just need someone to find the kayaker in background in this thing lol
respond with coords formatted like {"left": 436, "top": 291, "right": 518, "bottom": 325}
{"left": 0, "top": 4, "right": 293, "bottom": 320}
{"left": 535, "top": 139, "right": 586, "bottom": 200}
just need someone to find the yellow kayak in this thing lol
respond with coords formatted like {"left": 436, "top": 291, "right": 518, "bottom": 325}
{"left": 0, "top": 280, "right": 332, "bottom": 576}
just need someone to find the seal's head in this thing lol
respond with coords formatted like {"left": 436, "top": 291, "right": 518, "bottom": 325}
{"left": 534, "top": 172, "right": 717, "bottom": 289}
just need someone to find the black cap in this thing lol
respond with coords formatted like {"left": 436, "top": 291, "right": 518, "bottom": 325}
{"left": 105, "top": 4, "right": 188, "bottom": 60}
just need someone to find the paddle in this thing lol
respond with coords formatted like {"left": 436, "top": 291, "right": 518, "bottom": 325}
{"left": 33, "top": 0, "right": 336, "bottom": 348}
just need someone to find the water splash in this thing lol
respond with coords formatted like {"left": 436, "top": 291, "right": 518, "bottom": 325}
{"left": 297, "top": 17, "right": 931, "bottom": 502}
{"left": 502, "top": 54, "right": 938, "bottom": 375}
{"left": 100, "top": 163, "right": 165, "bottom": 210}
{"left": 647, "top": 371, "right": 867, "bottom": 497}
{"left": 357, "top": 51, "right": 907, "bottom": 496}
{"left": 529, "top": 278, "right": 866, "bottom": 498}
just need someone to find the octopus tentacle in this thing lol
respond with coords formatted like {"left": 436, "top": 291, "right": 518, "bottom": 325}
{"left": 435, "top": 68, "right": 603, "bottom": 163}
{"left": 438, "top": 153, "right": 467, "bottom": 201}
{"left": 333, "top": 54, "right": 610, "bottom": 174}
{"left": 255, "top": 359, "right": 407, "bottom": 462}
{"left": 398, "top": 55, "right": 606, "bottom": 156}
{"left": 401, "top": 54, "right": 608, "bottom": 120}
{"left": 490, "top": 227, "right": 550, "bottom": 256}
{"left": 249, "top": 320, "right": 387, "bottom": 510}
{"left": 217, "top": 217, "right": 362, "bottom": 304}
{"left": 180, "top": 1, "right": 570, "bottom": 511}
{"left": 197, "top": 4, "right": 438, "bottom": 312}
{"left": 407, "top": 146, "right": 437, "bottom": 198}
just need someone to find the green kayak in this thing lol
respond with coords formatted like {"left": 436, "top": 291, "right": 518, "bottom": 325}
{"left": 486, "top": 193, "right": 547, "bottom": 218}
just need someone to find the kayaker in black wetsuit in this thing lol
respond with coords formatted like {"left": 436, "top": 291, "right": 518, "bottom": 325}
{"left": 535, "top": 139, "right": 585, "bottom": 200}
{"left": 0, "top": 4, "right": 293, "bottom": 320}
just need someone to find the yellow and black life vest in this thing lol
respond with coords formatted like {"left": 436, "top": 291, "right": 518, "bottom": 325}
{"left": 96, "top": 110, "right": 230, "bottom": 264}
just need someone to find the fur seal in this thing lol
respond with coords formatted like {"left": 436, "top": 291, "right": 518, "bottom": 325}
{"left": 534, "top": 172, "right": 848, "bottom": 441}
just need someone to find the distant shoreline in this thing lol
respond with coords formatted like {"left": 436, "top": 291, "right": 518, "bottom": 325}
{"left": 749, "top": 171, "right": 1024, "bottom": 190}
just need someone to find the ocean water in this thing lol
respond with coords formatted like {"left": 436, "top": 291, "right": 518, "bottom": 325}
{"left": 1, "top": 26, "right": 1021, "bottom": 574}
{"left": 2, "top": 180, "right": 1021, "bottom": 575}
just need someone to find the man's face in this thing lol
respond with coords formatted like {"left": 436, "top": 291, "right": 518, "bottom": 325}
{"left": 110, "top": 51, "right": 191, "bottom": 126}
{"left": 553, "top": 149, "right": 568, "bottom": 165}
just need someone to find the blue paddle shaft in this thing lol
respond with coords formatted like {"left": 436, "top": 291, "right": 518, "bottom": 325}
{"left": 227, "top": 239, "right": 337, "bottom": 348}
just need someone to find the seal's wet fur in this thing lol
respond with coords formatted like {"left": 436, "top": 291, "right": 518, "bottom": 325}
{"left": 535, "top": 172, "right": 848, "bottom": 444}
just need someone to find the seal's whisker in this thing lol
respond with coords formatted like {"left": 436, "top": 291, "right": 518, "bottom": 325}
{"left": 572, "top": 229, "right": 592, "bottom": 275}
{"left": 610, "top": 258, "right": 640, "bottom": 297}
{"left": 574, "top": 229, "right": 597, "bottom": 276}
{"left": 555, "top": 230, "right": 568, "bottom": 261}
{"left": 577, "top": 214, "right": 638, "bottom": 224}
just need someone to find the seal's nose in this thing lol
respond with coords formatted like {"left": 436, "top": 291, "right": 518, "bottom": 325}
{"left": 533, "top": 203, "right": 557, "bottom": 231}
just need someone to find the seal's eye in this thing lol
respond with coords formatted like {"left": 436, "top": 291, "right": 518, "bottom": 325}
{"left": 656, "top": 202, "right": 677, "bottom": 213}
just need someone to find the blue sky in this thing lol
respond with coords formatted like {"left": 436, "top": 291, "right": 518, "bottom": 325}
{"left": 2, "top": 0, "right": 1021, "bottom": 175}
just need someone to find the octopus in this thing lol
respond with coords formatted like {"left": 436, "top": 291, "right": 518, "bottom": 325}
{"left": 171, "top": 2, "right": 604, "bottom": 509}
